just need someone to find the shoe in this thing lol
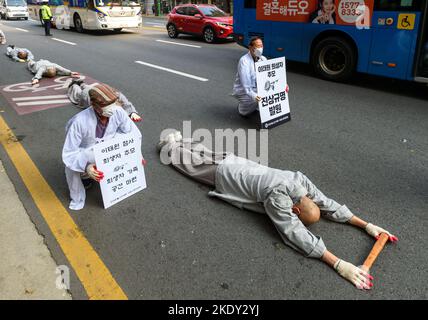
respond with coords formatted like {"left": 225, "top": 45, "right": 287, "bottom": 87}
{"left": 81, "top": 178, "right": 93, "bottom": 190}
{"left": 174, "top": 131, "right": 182, "bottom": 142}
{"left": 157, "top": 132, "right": 177, "bottom": 151}
{"left": 68, "top": 79, "right": 84, "bottom": 89}
{"left": 46, "top": 34, "right": 53, "bottom": 36}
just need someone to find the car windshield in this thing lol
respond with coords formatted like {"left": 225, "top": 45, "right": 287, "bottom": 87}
{"left": 198, "top": 6, "right": 228, "bottom": 17}
{"left": 6, "top": 0, "right": 26, "bottom": 6}
{"left": 95, "top": 0, "right": 140, "bottom": 7}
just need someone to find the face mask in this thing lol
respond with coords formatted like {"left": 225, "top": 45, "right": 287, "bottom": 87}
{"left": 101, "top": 103, "right": 120, "bottom": 118}
{"left": 253, "top": 47, "right": 263, "bottom": 58}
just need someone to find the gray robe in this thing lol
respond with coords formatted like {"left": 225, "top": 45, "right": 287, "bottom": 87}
{"left": 209, "top": 154, "right": 354, "bottom": 258}
{"left": 6, "top": 47, "right": 34, "bottom": 62}
{"left": 28, "top": 59, "right": 71, "bottom": 81}
{"left": 67, "top": 83, "right": 137, "bottom": 115}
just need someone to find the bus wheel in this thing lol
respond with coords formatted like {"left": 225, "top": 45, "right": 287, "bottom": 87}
{"left": 74, "top": 14, "right": 84, "bottom": 33}
{"left": 203, "top": 27, "right": 216, "bottom": 43}
{"left": 167, "top": 24, "right": 178, "bottom": 38}
{"left": 312, "top": 36, "right": 356, "bottom": 81}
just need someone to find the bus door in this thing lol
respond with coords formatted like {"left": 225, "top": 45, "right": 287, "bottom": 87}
{"left": 369, "top": 0, "right": 422, "bottom": 80}
{"left": 414, "top": 0, "right": 428, "bottom": 80}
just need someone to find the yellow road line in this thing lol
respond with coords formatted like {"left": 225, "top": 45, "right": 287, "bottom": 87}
{"left": 0, "top": 115, "right": 127, "bottom": 300}
{"left": 142, "top": 26, "right": 165, "bottom": 31}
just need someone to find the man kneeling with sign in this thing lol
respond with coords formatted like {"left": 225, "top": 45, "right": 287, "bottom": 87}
{"left": 62, "top": 84, "right": 143, "bottom": 210}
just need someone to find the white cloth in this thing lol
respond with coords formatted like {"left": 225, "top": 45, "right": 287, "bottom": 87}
{"left": 232, "top": 52, "right": 266, "bottom": 115}
{"left": 6, "top": 47, "right": 34, "bottom": 62}
{"left": 62, "top": 106, "right": 141, "bottom": 210}
{"left": 28, "top": 59, "right": 71, "bottom": 81}
{"left": 209, "top": 154, "right": 354, "bottom": 258}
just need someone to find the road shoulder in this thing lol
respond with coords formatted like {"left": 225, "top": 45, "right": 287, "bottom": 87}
{"left": 0, "top": 159, "right": 71, "bottom": 300}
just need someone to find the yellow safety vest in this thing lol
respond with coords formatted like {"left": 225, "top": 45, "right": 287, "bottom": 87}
{"left": 40, "top": 5, "right": 52, "bottom": 20}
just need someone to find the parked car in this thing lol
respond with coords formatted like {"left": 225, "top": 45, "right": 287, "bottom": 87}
{"left": 0, "top": 0, "right": 28, "bottom": 20}
{"left": 166, "top": 4, "right": 233, "bottom": 43}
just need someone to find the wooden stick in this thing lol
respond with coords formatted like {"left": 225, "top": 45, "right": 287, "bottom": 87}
{"left": 362, "top": 233, "right": 389, "bottom": 270}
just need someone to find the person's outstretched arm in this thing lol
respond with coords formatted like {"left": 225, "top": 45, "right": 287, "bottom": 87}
{"left": 321, "top": 250, "right": 374, "bottom": 290}
{"left": 348, "top": 216, "right": 399, "bottom": 242}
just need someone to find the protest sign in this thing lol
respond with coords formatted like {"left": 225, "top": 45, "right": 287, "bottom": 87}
{"left": 256, "top": 56, "right": 291, "bottom": 129}
{"left": 93, "top": 132, "right": 146, "bottom": 209}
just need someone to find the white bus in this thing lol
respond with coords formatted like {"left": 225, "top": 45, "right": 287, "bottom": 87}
{"left": 27, "top": 0, "right": 143, "bottom": 32}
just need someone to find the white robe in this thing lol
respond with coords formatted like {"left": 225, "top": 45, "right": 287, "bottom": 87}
{"left": 232, "top": 52, "right": 267, "bottom": 116}
{"left": 62, "top": 106, "right": 141, "bottom": 210}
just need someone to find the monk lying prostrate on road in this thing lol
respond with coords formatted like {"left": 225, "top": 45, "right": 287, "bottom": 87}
{"left": 157, "top": 130, "right": 398, "bottom": 290}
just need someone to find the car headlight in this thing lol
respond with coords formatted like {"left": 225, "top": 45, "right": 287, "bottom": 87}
{"left": 97, "top": 12, "right": 107, "bottom": 21}
{"left": 216, "top": 22, "right": 230, "bottom": 28}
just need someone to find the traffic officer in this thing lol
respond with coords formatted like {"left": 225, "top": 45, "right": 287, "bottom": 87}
{"left": 40, "top": 0, "right": 53, "bottom": 36}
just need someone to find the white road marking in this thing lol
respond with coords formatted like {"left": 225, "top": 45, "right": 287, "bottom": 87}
{"left": 16, "top": 99, "right": 71, "bottom": 106}
{"left": 145, "top": 22, "right": 165, "bottom": 27}
{"left": 52, "top": 38, "right": 77, "bottom": 46}
{"left": 156, "top": 39, "right": 201, "bottom": 48}
{"left": 135, "top": 61, "right": 208, "bottom": 82}
{"left": 12, "top": 95, "right": 68, "bottom": 102}
{"left": 15, "top": 28, "right": 29, "bottom": 32}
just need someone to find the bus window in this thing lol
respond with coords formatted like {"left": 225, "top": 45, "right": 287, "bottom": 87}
{"left": 244, "top": 0, "right": 256, "bottom": 9}
{"left": 374, "top": 0, "right": 423, "bottom": 11}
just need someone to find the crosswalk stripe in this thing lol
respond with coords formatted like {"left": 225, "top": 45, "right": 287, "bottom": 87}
{"left": 16, "top": 99, "right": 71, "bottom": 106}
{"left": 13, "top": 95, "right": 68, "bottom": 102}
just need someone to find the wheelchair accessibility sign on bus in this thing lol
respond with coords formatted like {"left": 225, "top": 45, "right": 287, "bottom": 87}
{"left": 0, "top": 75, "right": 99, "bottom": 115}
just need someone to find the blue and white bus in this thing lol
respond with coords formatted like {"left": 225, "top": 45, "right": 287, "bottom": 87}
{"left": 27, "top": 0, "right": 143, "bottom": 32}
{"left": 234, "top": 0, "right": 428, "bottom": 82}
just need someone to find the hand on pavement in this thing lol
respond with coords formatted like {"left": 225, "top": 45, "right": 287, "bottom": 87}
{"left": 86, "top": 164, "right": 104, "bottom": 182}
{"left": 365, "top": 223, "right": 398, "bottom": 243}
{"left": 19, "top": 59, "right": 26, "bottom": 63}
{"left": 255, "top": 96, "right": 262, "bottom": 102}
{"left": 31, "top": 79, "right": 39, "bottom": 85}
{"left": 334, "top": 259, "right": 374, "bottom": 290}
{"left": 71, "top": 72, "right": 80, "bottom": 78}
{"left": 130, "top": 113, "right": 142, "bottom": 122}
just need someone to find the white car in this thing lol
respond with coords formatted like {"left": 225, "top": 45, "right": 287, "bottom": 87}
{"left": 0, "top": 0, "right": 29, "bottom": 20}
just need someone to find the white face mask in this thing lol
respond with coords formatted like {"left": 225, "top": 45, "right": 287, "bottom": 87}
{"left": 101, "top": 103, "right": 120, "bottom": 118}
{"left": 253, "top": 47, "right": 263, "bottom": 58}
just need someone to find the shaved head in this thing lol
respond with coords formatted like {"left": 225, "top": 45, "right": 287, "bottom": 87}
{"left": 293, "top": 196, "right": 320, "bottom": 226}
{"left": 44, "top": 67, "right": 57, "bottom": 78}
{"left": 18, "top": 51, "right": 28, "bottom": 60}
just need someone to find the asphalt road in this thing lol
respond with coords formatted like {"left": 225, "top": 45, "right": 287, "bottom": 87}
{"left": 0, "top": 17, "right": 427, "bottom": 300}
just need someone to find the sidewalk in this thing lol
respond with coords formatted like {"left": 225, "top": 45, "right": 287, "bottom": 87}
{"left": 0, "top": 159, "right": 71, "bottom": 300}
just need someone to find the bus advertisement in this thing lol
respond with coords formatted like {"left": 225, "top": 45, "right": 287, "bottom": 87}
{"left": 27, "top": 0, "right": 143, "bottom": 32}
{"left": 234, "top": 0, "right": 428, "bottom": 82}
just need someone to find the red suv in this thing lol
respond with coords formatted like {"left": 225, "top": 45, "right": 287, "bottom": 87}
{"left": 166, "top": 4, "right": 233, "bottom": 43}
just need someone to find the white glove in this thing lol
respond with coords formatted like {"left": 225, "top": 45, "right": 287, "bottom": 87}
{"left": 86, "top": 164, "right": 104, "bottom": 182}
{"left": 334, "top": 259, "right": 373, "bottom": 290}
{"left": 365, "top": 223, "right": 398, "bottom": 242}
{"left": 130, "top": 113, "right": 142, "bottom": 122}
